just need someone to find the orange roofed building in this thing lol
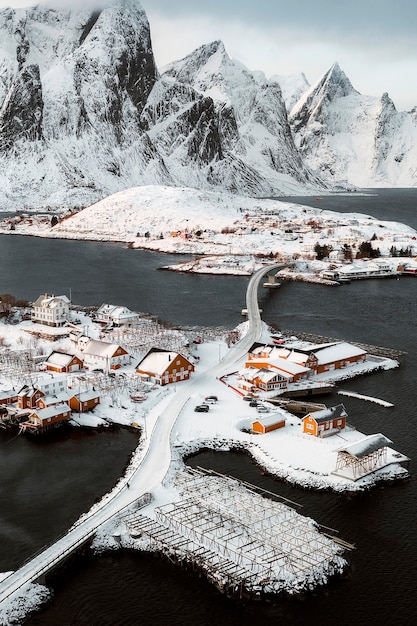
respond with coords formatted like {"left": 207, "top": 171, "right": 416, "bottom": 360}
{"left": 303, "top": 404, "right": 347, "bottom": 437}
{"left": 136, "top": 348, "right": 194, "bottom": 386}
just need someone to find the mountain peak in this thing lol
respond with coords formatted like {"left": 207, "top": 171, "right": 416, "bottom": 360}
{"left": 317, "top": 62, "right": 357, "bottom": 100}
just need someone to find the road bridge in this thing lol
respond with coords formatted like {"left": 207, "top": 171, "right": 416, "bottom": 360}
{"left": 0, "top": 262, "right": 286, "bottom": 609}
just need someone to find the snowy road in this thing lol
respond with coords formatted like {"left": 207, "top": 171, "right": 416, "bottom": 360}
{"left": 0, "top": 262, "right": 283, "bottom": 607}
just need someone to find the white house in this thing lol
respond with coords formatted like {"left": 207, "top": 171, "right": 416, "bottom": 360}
{"left": 81, "top": 339, "right": 130, "bottom": 371}
{"left": 31, "top": 294, "right": 70, "bottom": 327}
{"left": 35, "top": 374, "right": 68, "bottom": 396}
{"left": 94, "top": 303, "right": 140, "bottom": 327}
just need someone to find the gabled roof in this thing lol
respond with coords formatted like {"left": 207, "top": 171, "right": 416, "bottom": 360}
{"left": 71, "top": 390, "right": 100, "bottom": 402}
{"left": 83, "top": 339, "right": 128, "bottom": 358}
{"left": 96, "top": 303, "right": 139, "bottom": 320}
{"left": 137, "top": 348, "right": 191, "bottom": 376}
{"left": 336, "top": 433, "right": 392, "bottom": 458}
{"left": 40, "top": 392, "right": 71, "bottom": 405}
{"left": 0, "top": 389, "right": 17, "bottom": 402}
{"left": 305, "top": 403, "right": 347, "bottom": 424}
{"left": 33, "top": 294, "right": 70, "bottom": 308}
{"left": 45, "top": 352, "right": 79, "bottom": 367}
{"left": 30, "top": 403, "right": 70, "bottom": 421}
{"left": 314, "top": 342, "right": 366, "bottom": 364}
{"left": 253, "top": 414, "right": 286, "bottom": 427}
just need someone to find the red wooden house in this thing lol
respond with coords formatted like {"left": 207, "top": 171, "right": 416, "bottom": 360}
{"left": 19, "top": 403, "right": 71, "bottom": 434}
{"left": 303, "top": 404, "right": 347, "bottom": 437}
{"left": 44, "top": 352, "right": 83, "bottom": 373}
{"left": 69, "top": 390, "right": 101, "bottom": 412}
{"left": 252, "top": 414, "right": 286, "bottom": 434}
{"left": 136, "top": 348, "right": 194, "bottom": 386}
{"left": 17, "top": 385, "right": 45, "bottom": 410}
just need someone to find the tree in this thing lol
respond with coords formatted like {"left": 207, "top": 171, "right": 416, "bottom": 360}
{"left": 314, "top": 243, "right": 331, "bottom": 260}
{"left": 51, "top": 215, "right": 59, "bottom": 227}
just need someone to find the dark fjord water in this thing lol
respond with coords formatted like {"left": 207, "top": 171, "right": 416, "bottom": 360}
{"left": 0, "top": 189, "right": 416, "bottom": 625}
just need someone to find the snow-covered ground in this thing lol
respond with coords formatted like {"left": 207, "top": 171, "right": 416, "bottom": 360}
{"left": 1, "top": 186, "right": 416, "bottom": 280}
{"left": 0, "top": 314, "right": 408, "bottom": 494}
{"left": 0, "top": 309, "right": 409, "bottom": 624}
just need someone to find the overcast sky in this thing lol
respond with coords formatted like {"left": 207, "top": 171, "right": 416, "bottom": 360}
{"left": 1, "top": 0, "right": 415, "bottom": 111}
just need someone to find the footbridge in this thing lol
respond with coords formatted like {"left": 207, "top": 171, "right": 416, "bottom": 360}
{"left": 0, "top": 262, "right": 286, "bottom": 608}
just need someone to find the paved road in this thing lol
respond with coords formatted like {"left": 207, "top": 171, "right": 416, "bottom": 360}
{"left": 0, "top": 262, "right": 284, "bottom": 607}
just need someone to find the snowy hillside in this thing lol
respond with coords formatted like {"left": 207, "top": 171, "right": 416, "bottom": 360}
{"left": 3, "top": 186, "right": 416, "bottom": 280}
{"left": 289, "top": 63, "right": 417, "bottom": 188}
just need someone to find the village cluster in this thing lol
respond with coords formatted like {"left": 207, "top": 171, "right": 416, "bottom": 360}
{"left": 0, "top": 292, "right": 409, "bottom": 486}
{"left": 0, "top": 294, "right": 197, "bottom": 435}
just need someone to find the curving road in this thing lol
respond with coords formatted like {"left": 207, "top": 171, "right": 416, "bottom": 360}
{"left": 0, "top": 262, "right": 285, "bottom": 607}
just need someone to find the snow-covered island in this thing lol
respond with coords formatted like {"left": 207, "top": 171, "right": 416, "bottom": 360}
{"left": 1, "top": 185, "right": 417, "bottom": 281}
{"left": 0, "top": 288, "right": 410, "bottom": 622}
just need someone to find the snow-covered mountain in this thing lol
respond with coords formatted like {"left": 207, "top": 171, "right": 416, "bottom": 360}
{"left": 0, "top": 1, "right": 415, "bottom": 212}
{"left": 0, "top": 0, "right": 325, "bottom": 211}
{"left": 289, "top": 63, "right": 417, "bottom": 188}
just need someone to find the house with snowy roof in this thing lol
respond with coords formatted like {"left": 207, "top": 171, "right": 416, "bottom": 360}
{"left": 248, "top": 341, "right": 367, "bottom": 377}
{"left": 240, "top": 367, "right": 291, "bottom": 393}
{"left": 94, "top": 303, "right": 140, "bottom": 327}
{"left": 81, "top": 339, "right": 130, "bottom": 371}
{"left": 303, "top": 404, "right": 347, "bottom": 437}
{"left": 19, "top": 403, "right": 71, "bottom": 434}
{"left": 136, "top": 348, "right": 194, "bottom": 386}
{"left": 252, "top": 414, "right": 286, "bottom": 434}
{"left": 17, "top": 385, "right": 45, "bottom": 410}
{"left": 0, "top": 390, "right": 18, "bottom": 405}
{"left": 36, "top": 391, "right": 71, "bottom": 409}
{"left": 31, "top": 294, "right": 70, "bottom": 327}
{"left": 69, "top": 390, "right": 101, "bottom": 413}
{"left": 44, "top": 351, "right": 83, "bottom": 373}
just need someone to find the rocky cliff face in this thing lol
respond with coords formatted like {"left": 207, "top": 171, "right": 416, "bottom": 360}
{"left": 0, "top": 1, "right": 415, "bottom": 211}
{"left": 289, "top": 63, "right": 417, "bottom": 188}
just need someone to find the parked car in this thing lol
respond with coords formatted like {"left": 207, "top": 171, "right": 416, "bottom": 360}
{"left": 249, "top": 400, "right": 258, "bottom": 407}
{"left": 205, "top": 396, "right": 218, "bottom": 404}
{"left": 243, "top": 395, "right": 253, "bottom": 401}
{"left": 194, "top": 404, "right": 209, "bottom": 412}
{"left": 256, "top": 405, "right": 269, "bottom": 413}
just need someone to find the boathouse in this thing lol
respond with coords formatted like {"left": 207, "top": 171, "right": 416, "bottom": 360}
{"left": 334, "top": 434, "right": 393, "bottom": 480}
{"left": 252, "top": 414, "right": 286, "bottom": 434}
{"left": 136, "top": 348, "right": 194, "bottom": 385}
{"left": 303, "top": 404, "right": 347, "bottom": 437}
{"left": 19, "top": 403, "right": 71, "bottom": 434}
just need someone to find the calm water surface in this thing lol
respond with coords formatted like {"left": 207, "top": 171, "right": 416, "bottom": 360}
{"left": 0, "top": 189, "right": 416, "bottom": 625}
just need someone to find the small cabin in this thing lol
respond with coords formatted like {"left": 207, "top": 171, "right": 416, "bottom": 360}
{"left": 303, "top": 404, "right": 347, "bottom": 437}
{"left": 252, "top": 414, "right": 286, "bottom": 434}
{"left": 69, "top": 390, "right": 101, "bottom": 412}
{"left": 0, "top": 390, "right": 18, "bottom": 405}
{"left": 44, "top": 352, "right": 83, "bottom": 373}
